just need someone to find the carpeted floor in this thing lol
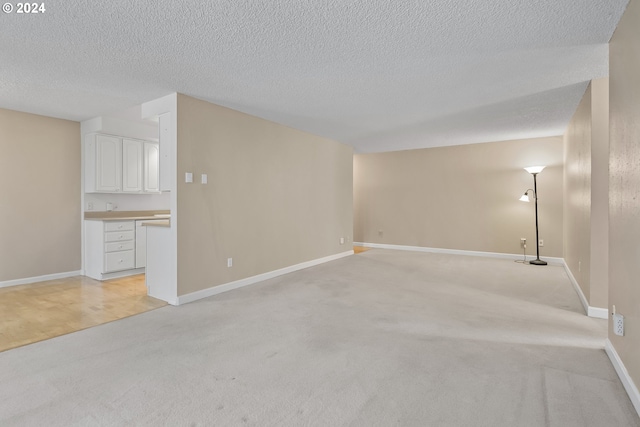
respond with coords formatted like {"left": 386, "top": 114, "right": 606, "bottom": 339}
{"left": 1, "top": 250, "right": 638, "bottom": 426}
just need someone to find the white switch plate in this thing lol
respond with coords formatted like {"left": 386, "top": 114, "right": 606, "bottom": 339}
{"left": 185, "top": 172, "right": 193, "bottom": 183}
{"left": 340, "top": 237, "right": 345, "bottom": 244}
{"left": 227, "top": 258, "right": 233, "bottom": 268}
{"left": 201, "top": 174, "right": 208, "bottom": 184}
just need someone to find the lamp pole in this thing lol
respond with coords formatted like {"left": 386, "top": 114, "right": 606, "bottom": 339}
{"left": 530, "top": 172, "right": 547, "bottom": 266}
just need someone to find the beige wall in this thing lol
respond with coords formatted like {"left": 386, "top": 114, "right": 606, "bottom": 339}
{"left": 354, "top": 137, "right": 564, "bottom": 257}
{"left": 563, "top": 79, "right": 609, "bottom": 310}
{"left": 563, "top": 84, "right": 592, "bottom": 300}
{"left": 589, "top": 78, "right": 609, "bottom": 309}
{"left": 609, "top": 0, "right": 640, "bottom": 393}
{"left": 0, "top": 108, "right": 81, "bottom": 282}
{"left": 175, "top": 94, "right": 353, "bottom": 296}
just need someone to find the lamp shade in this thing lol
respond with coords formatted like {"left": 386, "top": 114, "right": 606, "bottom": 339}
{"left": 524, "top": 166, "right": 545, "bottom": 174}
{"left": 519, "top": 193, "right": 530, "bottom": 202}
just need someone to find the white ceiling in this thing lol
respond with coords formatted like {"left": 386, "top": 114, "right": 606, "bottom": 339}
{"left": 0, "top": 1, "right": 628, "bottom": 153}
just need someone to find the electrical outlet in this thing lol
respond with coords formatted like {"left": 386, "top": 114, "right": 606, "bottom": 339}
{"left": 520, "top": 238, "right": 526, "bottom": 248}
{"left": 538, "top": 239, "right": 544, "bottom": 247}
{"left": 340, "top": 237, "right": 345, "bottom": 245}
{"left": 613, "top": 313, "right": 624, "bottom": 336}
{"left": 227, "top": 258, "right": 233, "bottom": 268}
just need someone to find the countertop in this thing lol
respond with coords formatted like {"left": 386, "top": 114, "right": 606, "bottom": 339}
{"left": 84, "top": 210, "right": 170, "bottom": 221}
{"left": 141, "top": 219, "right": 170, "bottom": 227}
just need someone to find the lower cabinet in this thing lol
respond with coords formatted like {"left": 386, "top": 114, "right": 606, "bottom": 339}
{"left": 85, "top": 220, "right": 141, "bottom": 280}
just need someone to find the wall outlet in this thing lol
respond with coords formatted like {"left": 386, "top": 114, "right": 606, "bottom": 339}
{"left": 613, "top": 313, "right": 624, "bottom": 336}
{"left": 227, "top": 258, "right": 233, "bottom": 268}
{"left": 520, "top": 238, "right": 526, "bottom": 248}
{"left": 340, "top": 237, "right": 345, "bottom": 245}
{"left": 538, "top": 239, "right": 544, "bottom": 247}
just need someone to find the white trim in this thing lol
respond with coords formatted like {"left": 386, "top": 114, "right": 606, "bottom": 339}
{"left": 353, "top": 242, "right": 565, "bottom": 265}
{"left": 176, "top": 251, "right": 354, "bottom": 305}
{"left": 588, "top": 306, "right": 609, "bottom": 319}
{"left": 0, "top": 270, "right": 83, "bottom": 288}
{"left": 605, "top": 339, "right": 640, "bottom": 417}
{"left": 561, "top": 260, "right": 608, "bottom": 319}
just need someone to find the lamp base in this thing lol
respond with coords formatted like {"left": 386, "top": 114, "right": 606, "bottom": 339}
{"left": 530, "top": 259, "right": 548, "bottom": 266}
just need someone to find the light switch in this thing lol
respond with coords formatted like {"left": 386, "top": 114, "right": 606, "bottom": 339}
{"left": 185, "top": 172, "right": 193, "bottom": 183}
{"left": 201, "top": 174, "right": 208, "bottom": 184}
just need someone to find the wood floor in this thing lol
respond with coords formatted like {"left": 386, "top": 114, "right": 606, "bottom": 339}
{"left": 353, "top": 246, "right": 371, "bottom": 254}
{"left": 0, "top": 274, "right": 166, "bottom": 353}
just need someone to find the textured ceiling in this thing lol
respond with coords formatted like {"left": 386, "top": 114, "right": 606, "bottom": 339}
{"left": 0, "top": 0, "right": 628, "bottom": 152}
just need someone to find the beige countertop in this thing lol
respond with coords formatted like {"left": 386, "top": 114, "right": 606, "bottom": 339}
{"left": 84, "top": 210, "right": 170, "bottom": 221}
{"left": 141, "top": 219, "right": 170, "bottom": 227}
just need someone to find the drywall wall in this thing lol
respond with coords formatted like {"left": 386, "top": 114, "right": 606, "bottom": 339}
{"left": 589, "top": 78, "right": 609, "bottom": 310}
{"left": 176, "top": 94, "right": 353, "bottom": 296}
{"left": 563, "top": 83, "right": 592, "bottom": 301}
{"left": 0, "top": 108, "right": 81, "bottom": 282}
{"left": 609, "top": 0, "right": 640, "bottom": 397}
{"left": 354, "top": 137, "right": 563, "bottom": 257}
{"left": 84, "top": 192, "right": 170, "bottom": 212}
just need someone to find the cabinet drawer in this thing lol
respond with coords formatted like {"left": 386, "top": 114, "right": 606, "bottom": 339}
{"left": 105, "top": 221, "right": 134, "bottom": 232}
{"left": 105, "top": 241, "right": 135, "bottom": 253}
{"left": 105, "top": 230, "right": 135, "bottom": 242}
{"left": 105, "top": 250, "right": 135, "bottom": 272}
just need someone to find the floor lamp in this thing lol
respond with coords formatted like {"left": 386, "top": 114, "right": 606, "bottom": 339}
{"left": 519, "top": 166, "right": 547, "bottom": 266}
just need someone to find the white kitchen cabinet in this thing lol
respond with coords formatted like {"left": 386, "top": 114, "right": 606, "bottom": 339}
{"left": 143, "top": 142, "right": 160, "bottom": 193}
{"left": 85, "top": 133, "right": 160, "bottom": 194}
{"left": 85, "top": 220, "right": 142, "bottom": 280}
{"left": 94, "top": 134, "right": 122, "bottom": 192}
{"left": 122, "top": 139, "right": 143, "bottom": 193}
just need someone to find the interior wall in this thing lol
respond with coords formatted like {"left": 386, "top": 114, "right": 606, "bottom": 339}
{"left": 84, "top": 192, "right": 170, "bottom": 212}
{"left": 589, "top": 77, "right": 609, "bottom": 310}
{"left": 609, "top": 0, "right": 640, "bottom": 395}
{"left": 175, "top": 94, "right": 353, "bottom": 296}
{"left": 354, "top": 137, "right": 563, "bottom": 257}
{"left": 0, "top": 108, "right": 81, "bottom": 282}
{"left": 563, "top": 83, "right": 592, "bottom": 300}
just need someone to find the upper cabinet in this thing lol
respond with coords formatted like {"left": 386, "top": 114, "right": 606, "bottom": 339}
{"left": 86, "top": 133, "right": 160, "bottom": 194}
{"left": 143, "top": 141, "right": 160, "bottom": 193}
{"left": 122, "top": 139, "right": 143, "bottom": 193}
{"left": 95, "top": 135, "right": 122, "bottom": 192}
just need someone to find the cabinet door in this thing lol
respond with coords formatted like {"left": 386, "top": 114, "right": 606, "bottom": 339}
{"left": 95, "top": 135, "right": 122, "bottom": 192}
{"left": 143, "top": 142, "right": 160, "bottom": 193}
{"left": 122, "top": 139, "right": 143, "bottom": 193}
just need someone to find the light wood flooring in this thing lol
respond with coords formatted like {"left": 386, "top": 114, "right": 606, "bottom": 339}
{"left": 0, "top": 274, "right": 166, "bottom": 353}
{"left": 353, "top": 246, "right": 371, "bottom": 254}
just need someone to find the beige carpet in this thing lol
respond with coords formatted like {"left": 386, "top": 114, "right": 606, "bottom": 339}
{"left": 1, "top": 249, "right": 638, "bottom": 426}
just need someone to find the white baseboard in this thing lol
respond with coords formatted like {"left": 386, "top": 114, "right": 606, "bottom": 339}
{"left": 176, "top": 250, "right": 354, "bottom": 305}
{"left": 588, "top": 306, "right": 609, "bottom": 319}
{"left": 353, "top": 242, "right": 564, "bottom": 265}
{"left": 605, "top": 339, "right": 640, "bottom": 417}
{"left": 562, "top": 261, "right": 608, "bottom": 319}
{"left": 0, "top": 270, "right": 83, "bottom": 288}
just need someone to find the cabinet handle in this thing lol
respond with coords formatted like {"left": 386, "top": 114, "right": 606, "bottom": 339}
{"left": 119, "top": 259, "right": 123, "bottom": 263}
{"left": 119, "top": 235, "right": 123, "bottom": 238}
